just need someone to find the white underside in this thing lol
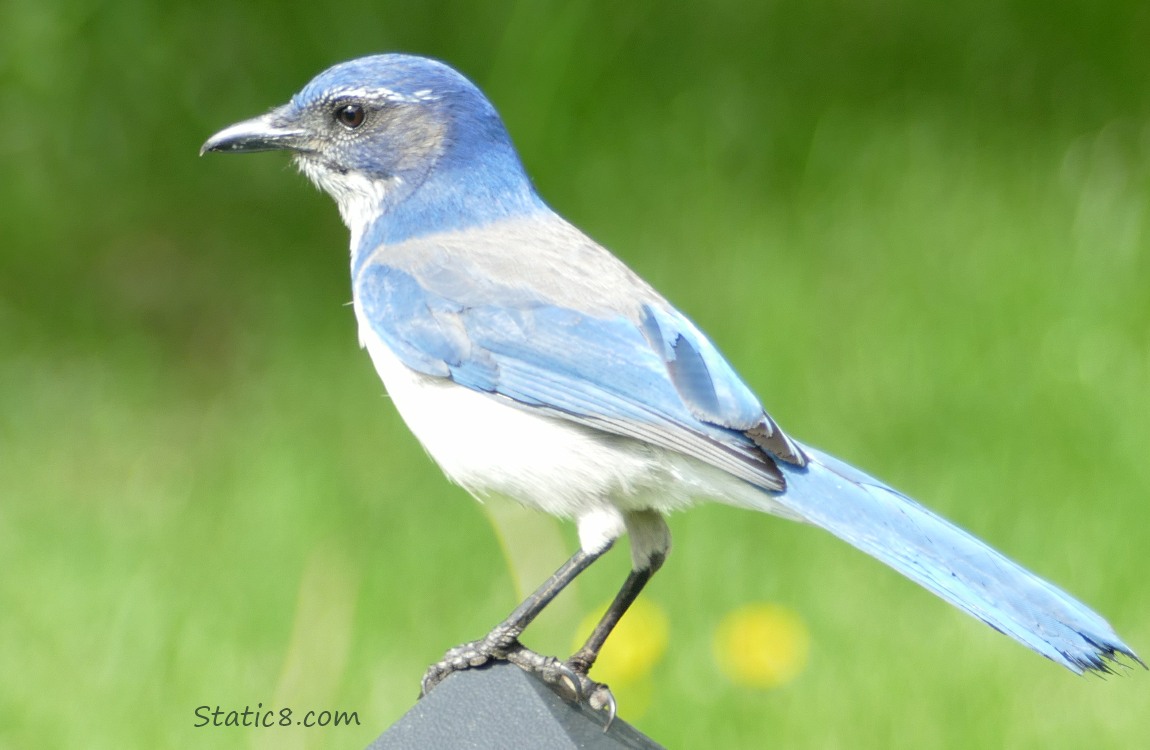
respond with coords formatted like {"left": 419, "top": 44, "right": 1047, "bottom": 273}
{"left": 353, "top": 302, "right": 772, "bottom": 568}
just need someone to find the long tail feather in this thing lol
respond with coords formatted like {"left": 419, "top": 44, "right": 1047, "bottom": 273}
{"left": 768, "top": 444, "right": 1142, "bottom": 673}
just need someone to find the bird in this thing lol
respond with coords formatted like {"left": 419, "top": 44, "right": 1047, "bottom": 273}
{"left": 202, "top": 53, "right": 1140, "bottom": 713}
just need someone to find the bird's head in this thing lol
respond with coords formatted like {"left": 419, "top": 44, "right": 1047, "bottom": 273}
{"left": 202, "top": 54, "right": 542, "bottom": 246}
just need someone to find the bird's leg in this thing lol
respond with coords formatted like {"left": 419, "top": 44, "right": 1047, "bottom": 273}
{"left": 566, "top": 552, "right": 663, "bottom": 675}
{"left": 421, "top": 543, "right": 609, "bottom": 697}
{"left": 543, "top": 550, "right": 664, "bottom": 723}
{"left": 560, "top": 510, "right": 670, "bottom": 711}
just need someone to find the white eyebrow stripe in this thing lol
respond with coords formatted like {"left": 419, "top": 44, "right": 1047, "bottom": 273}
{"left": 330, "top": 85, "right": 441, "bottom": 103}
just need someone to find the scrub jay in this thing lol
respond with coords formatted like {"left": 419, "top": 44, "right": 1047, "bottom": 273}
{"left": 202, "top": 54, "right": 1140, "bottom": 712}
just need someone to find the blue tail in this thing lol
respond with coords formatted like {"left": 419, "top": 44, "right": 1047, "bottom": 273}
{"left": 767, "top": 444, "right": 1141, "bottom": 673}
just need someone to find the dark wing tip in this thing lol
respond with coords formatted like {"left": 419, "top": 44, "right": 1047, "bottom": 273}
{"left": 746, "top": 419, "right": 807, "bottom": 468}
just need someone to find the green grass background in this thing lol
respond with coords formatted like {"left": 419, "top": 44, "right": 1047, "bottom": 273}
{"left": 2, "top": 1, "right": 1148, "bottom": 747}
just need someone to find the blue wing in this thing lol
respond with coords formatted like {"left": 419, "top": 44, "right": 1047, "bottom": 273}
{"left": 355, "top": 262, "right": 803, "bottom": 490}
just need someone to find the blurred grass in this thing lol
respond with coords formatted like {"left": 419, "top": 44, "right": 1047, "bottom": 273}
{"left": 2, "top": 0, "right": 1149, "bottom": 747}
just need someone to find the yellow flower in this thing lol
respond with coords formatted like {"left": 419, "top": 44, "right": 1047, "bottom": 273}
{"left": 713, "top": 602, "right": 810, "bottom": 689}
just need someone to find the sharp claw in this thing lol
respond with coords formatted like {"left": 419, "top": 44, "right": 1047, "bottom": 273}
{"left": 581, "top": 679, "right": 617, "bottom": 726}
{"left": 419, "top": 670, "right": 436, "bottom": 698}
{"left": 553, "top": 661, "right": 584, "bottom": 702}
{"left": 597, "top": 689, "right": 618, "bottom": 730}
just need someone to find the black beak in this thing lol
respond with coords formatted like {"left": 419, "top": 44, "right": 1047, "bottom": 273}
{"left": 200, "top": 107, "right": 307, "bottom": 156}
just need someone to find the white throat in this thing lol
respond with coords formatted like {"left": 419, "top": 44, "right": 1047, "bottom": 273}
{"left": 295, "top": 156, "right": 394, "bottom": 251}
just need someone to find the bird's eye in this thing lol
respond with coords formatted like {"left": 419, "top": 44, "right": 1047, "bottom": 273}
{"left": 335, "top": 103, "right": 366, "bottom": 130}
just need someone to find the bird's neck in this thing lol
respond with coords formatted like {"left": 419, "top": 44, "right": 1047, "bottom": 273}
{"left": 349, "top": 142, "right": 546, "bottom": 271}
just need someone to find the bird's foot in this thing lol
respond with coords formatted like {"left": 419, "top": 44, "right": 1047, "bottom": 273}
{"left": 420, "top": 632, "right": 516, "bottom": 696}
{"left": 506, "top": 648, "right": 616, "bottom": 718}
{"left": 420, "top": 638, "right": 616, "bottom": 723}
{"left": 561, "top": 653, "right": 616, "bottom": 726}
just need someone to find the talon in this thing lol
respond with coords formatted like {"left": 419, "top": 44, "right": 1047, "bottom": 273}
{"left": 558, "top": 658, "right": 617, "bottom": 722}
{"left": 552, "top": 660, "right": 584, "bottom": 702}
{"left": 589, "top": 685, "right": 617, "bottom": 729}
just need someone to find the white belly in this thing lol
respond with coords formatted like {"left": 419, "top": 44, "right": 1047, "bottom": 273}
{"left": 362, "top": 330, "right": 647, "bottom": 508}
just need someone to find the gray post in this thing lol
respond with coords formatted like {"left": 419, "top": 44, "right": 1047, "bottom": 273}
{"left": 367, "top": 662, "right": 665, "bottom": 749}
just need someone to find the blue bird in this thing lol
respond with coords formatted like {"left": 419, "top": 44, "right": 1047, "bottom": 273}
{"left": 202, "top": 53, "right": 1140, "bottom": 711}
